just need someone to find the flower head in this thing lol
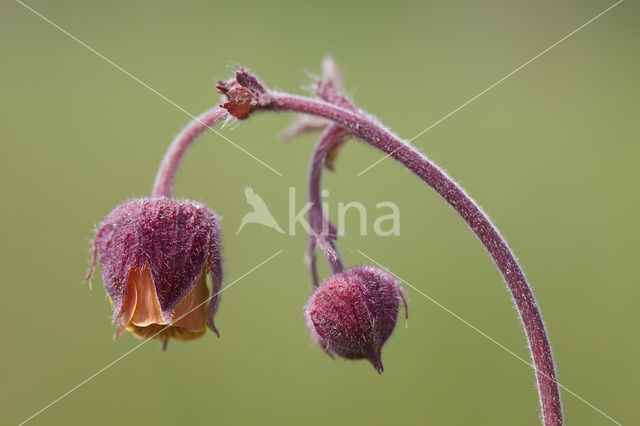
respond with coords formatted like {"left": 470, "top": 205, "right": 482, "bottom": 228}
{"left": 88, "top": 197, "right": 223, "bottom": 347}
{"left": 304, "top": 266, "right": 407, "bottom": 373}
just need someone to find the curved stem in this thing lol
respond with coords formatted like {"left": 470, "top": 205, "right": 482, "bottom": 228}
{"left": 305, "top": 59, "right": 356, "bottom": 286}
{"left": 306, "top": 125, "right": 346, "bottom": 286}
{"left": 264, "top": 92, "right": 563, "bottom": 425}
{"left": 152, "top": 107, "right": 228, "bottom": 198}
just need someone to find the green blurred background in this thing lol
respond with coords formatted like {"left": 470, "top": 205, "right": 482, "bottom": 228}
{"left": 1, "top": 0, "right": 638, "bottom": 424}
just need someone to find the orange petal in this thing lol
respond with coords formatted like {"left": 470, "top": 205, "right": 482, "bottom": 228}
{"left": 130, "top": 265, "right": 166, "bottom": 327}
{"left": 171, "top": 265, "right": 209, "bottom": 333}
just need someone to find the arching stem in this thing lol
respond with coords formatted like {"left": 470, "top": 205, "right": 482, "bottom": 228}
{"left": 152, "top": 107, "right": 228, "bottom": 198}
{"left": 258, "top": 91, "right": 563, "bottom": 425}
{"left": 304, "top": 57, "right": 357, "bottom": 286}
{"left": 306, "top": 125, "right": 346, "bottom": 286}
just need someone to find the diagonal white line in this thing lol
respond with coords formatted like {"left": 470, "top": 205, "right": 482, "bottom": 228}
{"left": 356, "top": 0, "right": 624, "bottom": 176}
{"left": 357, "top": 249, "right": 623, "bottom": 425}
{"left": 17, "top": 250, "right": 284, "bottom": 426}
{"left": 15, "top": 0, "right": 283, "bottom": 177}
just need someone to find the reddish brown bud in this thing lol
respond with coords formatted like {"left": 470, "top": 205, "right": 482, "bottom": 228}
{"left": 217, "top": 68, "right": 271, "bottom": 120}
{"left": 304, "top": 266, "right": 407, "bottom": 373}
{"left": 220, "top": 86, "right": 254, "bottom": 120}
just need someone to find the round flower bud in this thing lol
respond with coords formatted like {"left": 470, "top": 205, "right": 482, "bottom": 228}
{"left": 88, "top": 197, "right": 223, "bottom": 347}
{"left": 304, "top": 266, "right": 407, "bottom": 373}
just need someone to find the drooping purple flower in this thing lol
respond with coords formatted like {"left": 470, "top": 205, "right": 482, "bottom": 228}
{"left": 88, "top": 197, "right": 223, "bottom": 346}
{"left": 304, "top": 266, "right": 407, "bottom": 373}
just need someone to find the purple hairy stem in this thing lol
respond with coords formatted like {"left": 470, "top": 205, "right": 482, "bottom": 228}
{"left": 303, "top": 58, "right": 356, "bottom": 286}
{"left": 152, "top": 107, "right": 228, "bottom": 198}
{"left": 306, "top": 126, "right": 346, "bottom": 286}
{"left": 251, "top": 89, "right": 563, "bottom": 424}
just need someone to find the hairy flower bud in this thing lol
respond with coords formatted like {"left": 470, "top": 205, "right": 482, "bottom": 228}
{"left": 88, "top": 197, "right": 223, "bottom": 347}
{"left": 217, "top": 68, "right": 271, "bottom": 119}
{"left": 304, "top": 266, "right": 407, "bottom": 373}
